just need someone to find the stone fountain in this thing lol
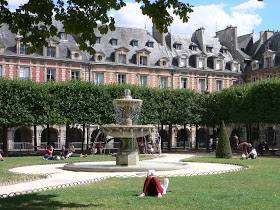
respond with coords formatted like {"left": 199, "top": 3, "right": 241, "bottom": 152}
{"left": 63, "top": 89, "right": 188, "bottom": 172}
{"left": 101, "top": 89, "right": 154, "bottom": 166}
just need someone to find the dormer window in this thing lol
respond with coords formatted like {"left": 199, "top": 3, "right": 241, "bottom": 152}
{"left": 220, "top": 48, "right": 228, "bottom": 54}
{"left": 94, "top": 52, "right": 105, "bottom": 62}
{"left": 189, "top": 45, "right": 197, "bottom": 51}
{"left": 174, "top": 43, "right": 182, "bottom": 50}
{"left": 206, "top": 46, "right": 213, "bottom": 53}
{"left": 118, "top": 53, "right": 127, "bottom": 64}
{"left": 146, "top": 41, "right": 154, "bottom": 48}
{"left": 59, "top": 32, "right": 67, "bottom": 41}
{"left": 130, "top": 40, "right": 138, "bottom": 47}
{"left": 140, "top": 56, "right": 148, "bottom": 65}
{"left": 20, "top": 43, "right": 30, "bottom": 55}
{"left": 96, "top": 37, "right": 101, "bottom": 44}
{"left": 47, "top": 47, "right": 56, "bottom": 57}
{"left": 110, "top": 38, "right": 118, "bottom": 46}
{"left": 159, "top": 57, "right": 169, "bottom": 67}
{"left": 97, "top": 55, "right": 103, "bottom": 61}
{"left": 115, "top": 47, "right": 129, "bottom": 64}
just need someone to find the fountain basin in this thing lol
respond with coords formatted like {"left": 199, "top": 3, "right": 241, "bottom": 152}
{"left": 63, "top": 160, "right": 188, "bottom": 172}
{"left": 101, "top": 124, "right": 155, "bottom": 138}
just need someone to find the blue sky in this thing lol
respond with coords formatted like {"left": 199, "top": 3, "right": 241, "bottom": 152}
{"left": 7, "top": 0, "right": 279, "bottom": 40}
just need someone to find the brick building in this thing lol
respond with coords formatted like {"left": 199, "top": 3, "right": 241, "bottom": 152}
{"left": 0, "top": 23, "right": 258, "bottom": 152}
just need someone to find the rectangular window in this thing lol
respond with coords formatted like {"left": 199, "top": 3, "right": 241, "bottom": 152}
{"left": 96, "top": 37, "right": 101, "bottom": 44}
{"left": 216, "top": 80, "right": 223, "bottom": 91}
{"left": 198, "top": 79, "right": 206, "bottom": 92}
{"left": 96, "top": 72, "right": 104, "bottom": 84}
{"left": 180, "top": 78, "right": 188, "bottom": 89}
{"left": 139, "top": 75, "right": 147, "bottom": 86}
{"left": 216, "top": 60, "right": 222, "bottom": 70}
{"left": 160, "top": 77, "right": 168, "bottom": 88}
{"left": 20, "top": 43, "right": 29, "bottom": 55}
{"left": 47, "top": 47, "right": 56, "bottom": 57}
{"left": 140, "top": 56, "right": 147, "bottom": 65}
{"left": 111, "top": 39, "right": 118, "bottom": 46}
{"left": 19, "top": 66, "right": 30, "bottom": 80}
{"left": 198, "top": 59, "right": 204, "bottom": 68}
{"left": 71, "top": 70, "right": 80, "bottom": 80}
{"left": 118, "top": 54, "right": 126, "bottom": 64}
{"left": 0, "top": 65, "right": 2, "bottom": 78}
{"left": 47, "top": 68, "right": 56, "bottom": 81}
{"left": 118, "top": 74, "right": 126, "bottom": 84}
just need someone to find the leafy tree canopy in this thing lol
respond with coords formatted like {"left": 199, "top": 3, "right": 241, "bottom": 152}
{"left": 0, "top": 0, "right": 193, "bottom": 54}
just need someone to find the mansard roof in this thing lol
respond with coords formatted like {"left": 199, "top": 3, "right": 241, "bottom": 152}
{"left": 253, "top": 32, "right": 280, "bottom": 61}
{"left": 0, "top": 23, "right": 241, "bottom": 71}
{"left": 238, "top": 33, "right": 253, "bottom": 50}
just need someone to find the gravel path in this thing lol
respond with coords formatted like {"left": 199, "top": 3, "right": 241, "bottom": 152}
{"left": 0, "top": 154, "right": 243, "bottom": 197}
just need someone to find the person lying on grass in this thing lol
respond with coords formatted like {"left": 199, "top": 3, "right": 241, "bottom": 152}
{"left": 139, "top": 170, "right": 169, "bottom": 198}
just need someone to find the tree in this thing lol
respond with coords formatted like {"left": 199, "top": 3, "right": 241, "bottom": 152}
{"left": 216, "top": 121, "right": 232, "bottom": 158}
{"left": 0, "top": 0, "right": 193, "bottom": 54}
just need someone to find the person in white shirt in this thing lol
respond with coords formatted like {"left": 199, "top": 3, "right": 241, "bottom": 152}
{"left": 248, "top": 147, "right": 257, "bottom": 159}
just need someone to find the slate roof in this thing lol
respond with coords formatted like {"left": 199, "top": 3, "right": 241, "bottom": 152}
{"left": 0, "top": 24, "right": 242, "bottom": 70}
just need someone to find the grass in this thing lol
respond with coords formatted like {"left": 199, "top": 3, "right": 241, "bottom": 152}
{"left": 0, "top": 154, "right": 158, "bottom": 184}
{"left": 1, "top": 156, "right": 280, "bottom": 209}
{"left": 0, "top": 155, "right": 115, "bottom": 183}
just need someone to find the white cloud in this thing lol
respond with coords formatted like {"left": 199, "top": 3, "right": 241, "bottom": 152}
{"left": 232, "top": 0, "right": 264, "bottom": 12}
{"left": 111, "top": 0, "right": 265, "bottom": 38}
{"left": 7, "top": 0, "right": 28, "bottom": 9}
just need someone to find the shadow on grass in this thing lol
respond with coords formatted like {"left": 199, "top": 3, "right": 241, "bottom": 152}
{"left": 0, "top": 193, "right": 102, "bottom": 210}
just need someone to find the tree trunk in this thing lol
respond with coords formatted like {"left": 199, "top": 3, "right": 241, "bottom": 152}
{"left": 65, "top": 124, "right": 70, "bottom": 147}
{"left": 33, "top": 125, "right": 37, "bottom": 151}
{"left": 86, "top": 125, "right": 89, "bottom": 150}
{"left": 195, "top": 124, "right": 199, "bottom": 150}
{"left": 46, "top": 124, "right": 50, "bottom": 145}
{"left": 2, "top": 126, "right": 8, "bottom": 157}
{"left": 183, "top": 124, "right": 187, "bottom": 150}
{"left": 82, "top": 124, "right": 85, "bottom": 153}
{"left": 168, "top": 124, "right": 172, "bottom": 151}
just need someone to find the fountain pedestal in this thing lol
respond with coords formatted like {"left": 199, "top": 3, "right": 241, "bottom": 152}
{"left": 101, "top": 89, "right": 155, "bottom": 166}
{"left": 116, "top": 151, "right": 139, "bottom": 166}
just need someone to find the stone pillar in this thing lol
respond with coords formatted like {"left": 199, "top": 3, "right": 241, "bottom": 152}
{"left": 191, "top": 126, "right": 196, "bottom": 149}
{"left": 171, "top": 126, "right": 177, "bottom": 148}
{"left": 7, "top": 127, "right": 14, "bottom": 150}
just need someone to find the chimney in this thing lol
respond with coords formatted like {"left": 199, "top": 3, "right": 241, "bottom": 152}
{"left": 260, "top": 30, "right": 274, "bottom": 43}
{"left": 152, "top": 25, "right": 166, "bottom": 46}
{"left": 216, "top": 26, "right": 238, "bottom": 51}
{"left": 192, "top": 27, "right": 206, "bottom": 52}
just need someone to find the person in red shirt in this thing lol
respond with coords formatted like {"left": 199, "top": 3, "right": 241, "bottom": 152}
{"left": 44, "top": 145, "right": 54, "bottom": 160}
{"left": 139, "top": 170, "right": 169, "bottom": 197}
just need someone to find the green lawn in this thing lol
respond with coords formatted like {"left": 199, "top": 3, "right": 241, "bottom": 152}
{"left": 0, "top": 154, "right": 157, "bottom": 184}
{"left": 0, "top": 155, "right": 115, "bottom": 183}
{"left": 1, "top": 156, "right": 279, "bottom": 210}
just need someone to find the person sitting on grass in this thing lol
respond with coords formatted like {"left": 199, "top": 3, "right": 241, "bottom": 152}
{"left": 0, "top": 152, "right": 4, "bottom": 161}
{"left": 247, "top": 145, "right": 257, "bottom": 159}
{"left": 139, "top": 170, "right": 169, "bottom": 198}
{"left": 44, "top": 145, "right": 54, "bottom": 160}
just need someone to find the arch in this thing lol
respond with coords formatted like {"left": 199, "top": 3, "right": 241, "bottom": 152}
{"left": 41, "top": 127, "right": 58, "bottom": 144}
{"left": 177, "top": 128, "right": 191, "bottom": 148}
{"left": 188, "top": 54, "right": 196, "bottom": 68}
{"left": 14, "top": 126, "right": 32, "bottom": 143}
{"left": 0, "top": 127, "right": 3, "bottom": 143}
{"left": 207, "top": 56, "right": 215, "bottom": 69}
{"left": 67, "top": 127, "right": 83, "bottom": 143}
{"left": 91, "top": 129, "right": 106, "bottom": 143}
{"left": 197, "top": 128, "right": 208, "bottom": 148}
{"left": 275, "top": 54, "right": 280, "bottom": 66}
{"left": 159, "top": 129, "right": 168, "bottom": 148}
{"left": 266, "top": 127, "right": 276, "bottom": 147}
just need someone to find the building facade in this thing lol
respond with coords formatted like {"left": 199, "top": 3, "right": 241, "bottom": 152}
{"left": 1, "top": 24, "right": 261, "bottom": 152}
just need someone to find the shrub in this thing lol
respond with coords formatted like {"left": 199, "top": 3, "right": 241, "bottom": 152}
{"left": 216, "top": 121, "right": 232, "bottom": 158}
